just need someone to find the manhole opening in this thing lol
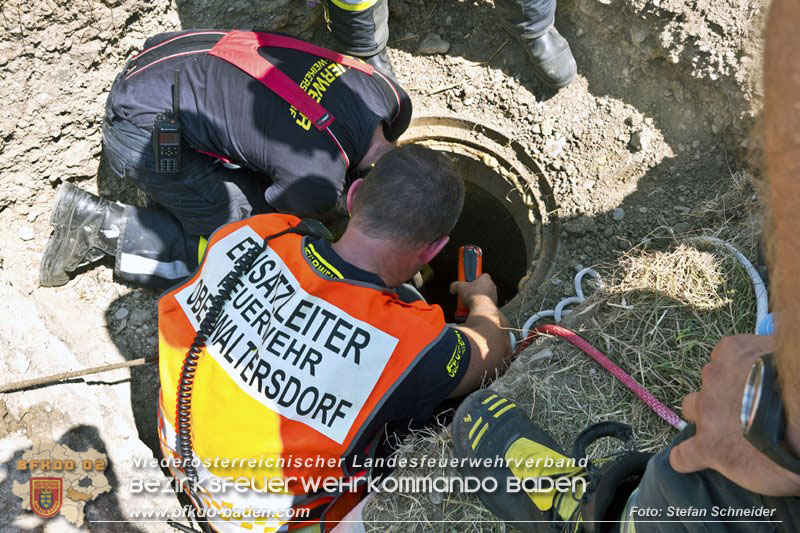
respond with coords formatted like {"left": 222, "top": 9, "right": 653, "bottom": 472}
{"left": 419, "top": 152, "right": 531, "bottom": 321}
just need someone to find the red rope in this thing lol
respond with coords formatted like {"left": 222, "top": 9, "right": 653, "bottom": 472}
{"left": 515, "top": 324, "right": 686, "bottom": 430}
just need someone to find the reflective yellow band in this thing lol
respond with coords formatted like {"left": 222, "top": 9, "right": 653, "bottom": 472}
{"left": 472, "top": 422, "right": 489, "bottom": 449}
{"left": 329, "top": 0, "right": 380, "bottom": 11}
{"left": 481, "top": 394, "right": 498, "bottom": 405}
{"left": 197, "top": 236, "right": 208, "bottom": 265}
{"left": 505, "top": 437, "right": 585, "bottom": 512}
{"left": 488, "top": 398, "right": 507, "bottom": 411}
{"left": 493, "top": 403, "right": 516, "bottom": 418}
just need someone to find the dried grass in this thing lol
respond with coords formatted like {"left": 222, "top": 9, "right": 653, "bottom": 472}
{"left": 363, "top": 234, "right": 760, "bottom": 532}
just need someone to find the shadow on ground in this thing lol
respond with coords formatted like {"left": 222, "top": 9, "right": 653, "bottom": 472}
{"left": 0, "top": 425, "right": 142, "bottom": 533}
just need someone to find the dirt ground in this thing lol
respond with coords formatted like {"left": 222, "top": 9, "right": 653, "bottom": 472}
{"left": 0, "top": 0, "right": 767, "bottom": 530}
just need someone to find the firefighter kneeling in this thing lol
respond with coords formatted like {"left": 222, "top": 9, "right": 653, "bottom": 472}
{"left": 157, "top": 145, "right": 514, "bottom": 532}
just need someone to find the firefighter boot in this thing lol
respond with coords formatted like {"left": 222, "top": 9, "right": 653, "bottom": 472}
{"left": 452, "top": 390, "right": 651, "bottom": 532}
{"left": 365, "top": 48, "right": 397, "bottom": 80}
{"left": 40, "top": 182, "right": 123, "bottom": 287}
{"left": 324, "top": 0, "right": 396, "bottom": 79}
{"left": 522, "top": 26, "right": 577, "bottom": 90}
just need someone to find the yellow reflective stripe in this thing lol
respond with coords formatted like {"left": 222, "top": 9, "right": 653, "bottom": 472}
{"left": 197, "top": 236, "right": 208, "bottom": 264}
{"left": 481, "top": 394, "right": 498, "bottom": 405}
{"left": 493, "top": 403, "right": 516, "bottom": 418}
{"left": 307, "top": 243, "right": 344, "bottom": 279}
{"left": 488, "top": 398, "right": 507, "bottom": 411}
{"left": 472, "top": 422, "right": 489, "bottom": 449}
{"left": 329, "top": 0, "right": 380, "bottom": 11}
{"left": 468, "top": 417, "right": 483, "bottom": 439}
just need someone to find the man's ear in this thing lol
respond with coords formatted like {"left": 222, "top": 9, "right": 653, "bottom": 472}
{"left": 420, "top": 235, "right": 450, "bottom": 265}
{"left": 346, "top": 179, "right": 365, "bottom": 214}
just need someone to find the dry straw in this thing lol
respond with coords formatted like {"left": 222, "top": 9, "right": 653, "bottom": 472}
{"left": 364, "top": 234, "right": 759, "bottom": 531}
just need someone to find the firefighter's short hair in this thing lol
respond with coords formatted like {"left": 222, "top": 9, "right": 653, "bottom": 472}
{"left": 351, "top": 144, "right": 464, "bottom": 246}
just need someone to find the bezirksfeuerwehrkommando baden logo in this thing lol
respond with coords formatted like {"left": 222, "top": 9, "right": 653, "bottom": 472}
{"left": 14, "top": 438, "right": 110, "bottom": 527}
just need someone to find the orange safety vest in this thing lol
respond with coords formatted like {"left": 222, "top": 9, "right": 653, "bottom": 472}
{"left": 158, "top": 214, "right": 449, "bottom": 531}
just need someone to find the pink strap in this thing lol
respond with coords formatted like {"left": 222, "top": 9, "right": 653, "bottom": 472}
{"left": 194, "top": 148, "right": 233, "bottom": 165}
{"left": 256, "top": 33, "right": 374, "bottom": 75}
{"left": 209, "top": 31, "right": 373, "bottom": 132}
{"left": 518, "top": 324, "right": 686, "bottom": 430}
{"left": 130, "top": 31, "right": 228, "bottom": 61}
{"left": 537, "top": 324, "right": 686, "bottom": 429}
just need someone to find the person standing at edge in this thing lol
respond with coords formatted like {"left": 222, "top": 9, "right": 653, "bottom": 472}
{"left": 323, "top": 0, "right": 577, "bottom": 89}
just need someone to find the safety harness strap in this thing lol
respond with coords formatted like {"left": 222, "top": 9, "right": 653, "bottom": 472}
{"left": 124, "top": 30, "right": 373, "bottom": 168}
{"left": 209, "top": 31, "right": 374, "bottom": 132}
{"left": 256, "top": 32, "right": 374, "bottom": 74}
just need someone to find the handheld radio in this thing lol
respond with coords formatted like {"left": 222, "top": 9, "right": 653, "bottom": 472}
{"left": 153, "top": 114, "right": 181, "bottom": 173}
{"left": 455, "top": 245, "right": 483, "bottom": 322}
{"left": 153, "top": 71, "right": 182, "bottom": 173}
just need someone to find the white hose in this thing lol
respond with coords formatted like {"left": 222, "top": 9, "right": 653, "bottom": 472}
{"left": 517, "top": 267, "right": 601, "bottom": 343}
{"left": 514, "top": 238, "right": 768, "bottom": 347}
{"left": 507, "top": 238, "right": 765, "bottom": 431}
{"left": 686, "top": 236, "right": 769, "bottom": 333}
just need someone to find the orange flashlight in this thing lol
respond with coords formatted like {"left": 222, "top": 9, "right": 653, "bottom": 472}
{"left": 455, "top": 245, "right": 483, "bottom": 322}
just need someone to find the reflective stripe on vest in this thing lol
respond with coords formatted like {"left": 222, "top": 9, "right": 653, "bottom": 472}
{"left": 197, "top": 236, "right": 208, "bottom": 265}
{"left": 157, "top": 401, "right": 331, "bottom": 532}
{"left": 158, "top": 213, "right": 447, "bottom": 528}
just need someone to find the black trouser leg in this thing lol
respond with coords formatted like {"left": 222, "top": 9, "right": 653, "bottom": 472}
{"left": 325, "top": 0, "right": 389, "bottom": 57}
{"left": 114, "top": 205, "right": 201, "bottom": 290}
{"left": 627, "top": 426, "right": 796, "bottom": 532}
{"left": 495, "top": 0, "right": 557, "bottom": 39}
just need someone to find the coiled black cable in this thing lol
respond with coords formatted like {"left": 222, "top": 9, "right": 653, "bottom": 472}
{"left": 173, "top": 220, "right": 331, "bottom": 485}
{"left": 176, "top": 243, "right": 263, "bottom": 482}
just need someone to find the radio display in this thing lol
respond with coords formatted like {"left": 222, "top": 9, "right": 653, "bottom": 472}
{"left": 159, "top": 131, "right": 179, "bottom": 144}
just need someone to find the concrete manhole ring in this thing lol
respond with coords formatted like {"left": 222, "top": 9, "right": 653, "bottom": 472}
{"left": 399, "top": 115, "right": 559, "bottom": 318}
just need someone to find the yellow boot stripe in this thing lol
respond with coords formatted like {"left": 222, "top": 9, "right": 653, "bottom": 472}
{"left": 481, "top": 394, "right": 498, "bottom": 405}
{"left": 330, "top": 0, "right": 380, "bottom": 11}
{"left": 472, "top": 422, "right": 489, "bottom": 449}
{"left": 493, "top": 403, "right": 516, "bottom": 418}
{"left": 468, "top": 417, "right": 483, "bottom": 439}
{"left": 488, "top": 398, "right": 507, "bottom": 411}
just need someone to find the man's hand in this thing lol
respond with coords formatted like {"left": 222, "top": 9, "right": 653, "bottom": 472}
{"left": 669, "top": 334, "right": 800, "bottom": 496}
{"left": 447, "top": 273, "right": 511, "bottom": 398}
{"left": 450, "top": 273, "right": 498, "bottom": 309}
